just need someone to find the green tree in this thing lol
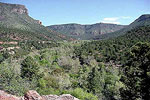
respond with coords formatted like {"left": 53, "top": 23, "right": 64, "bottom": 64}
{"left": 87, "top": 63, "right": 122, "bottom": 100}
{"left": 0, "top": 53, "right": 4, "bottom": 63}
{"left": 21, "top": 56, "right": 40, "bottom": 80}
{"left": 120, "top": 42, "right": 150, "bottom": 100}
{"left": 87, "top": 63, "right": 106, "bottom": 98}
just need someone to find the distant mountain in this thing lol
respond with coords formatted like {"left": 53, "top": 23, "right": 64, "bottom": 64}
{"left": 93, "top": 14, "right": 150, "bottom": 40}
{"left": 47, "top": 23, "right": 125, "bottom": 40}
{"left": 0, "top": 2, "right": 69, "bottom": 41}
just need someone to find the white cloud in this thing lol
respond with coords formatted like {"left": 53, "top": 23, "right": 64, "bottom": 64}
{"left": 101, "top": 21, "right": 121, "bottom": 24}
{"left": 101, "top": 16, "right": 131, "bottom": 24}
{"left": 103, "top": 17, "right": 119, "bottom": 21}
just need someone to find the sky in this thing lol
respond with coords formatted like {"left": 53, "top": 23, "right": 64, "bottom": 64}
{"left": 0, "top": 0, "right": 150, "bottom": 26}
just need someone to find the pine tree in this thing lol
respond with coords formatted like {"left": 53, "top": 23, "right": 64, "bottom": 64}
{"left": 120, "top": 42, "right": 150, "bottom": 100}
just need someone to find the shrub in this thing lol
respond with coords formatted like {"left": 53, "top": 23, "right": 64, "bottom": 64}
{"left": 62, "top": 88, "right": 98, "bottom": 100}
{"left": 21, "top": 56, "right": 41, "bottom": 80}
{"left": 0, "top": 63, "right": 37, "bottom": 96}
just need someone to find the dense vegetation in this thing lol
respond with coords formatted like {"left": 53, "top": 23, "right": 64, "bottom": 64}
{"left": 0, "top": 25, "right": 150, "bottom": 100}
{"left": 120, "top": 42, "right": 150, "bottom": 100}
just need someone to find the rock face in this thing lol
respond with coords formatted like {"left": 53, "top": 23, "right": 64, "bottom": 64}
{"left": 0, "top": 90, "right": 79, "bottom": 100}
{"left": 0, "top": 2, "right": 28, "bottom": 15}
{"left": 11, "top": 4, "right": 28, "bottom": 14}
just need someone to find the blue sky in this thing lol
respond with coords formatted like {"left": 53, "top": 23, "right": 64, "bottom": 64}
{"left": 0, "top": 0, "right": 150, "bottom": 26}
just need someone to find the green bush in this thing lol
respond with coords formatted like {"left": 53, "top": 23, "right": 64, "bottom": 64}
{"left": 62, "top": 88, "right": 98, "bottom": 100}
{"left": 0, "top": 63, "right": 37, "bottom": 96}
{"left": 21, "top": 56, "right": 41, "bottom": 80}
{"left": 37, "top": 87, "right": 61, "bottom": 95}
{"left": 0, "top": 53, "right": 4, "bottom": 63}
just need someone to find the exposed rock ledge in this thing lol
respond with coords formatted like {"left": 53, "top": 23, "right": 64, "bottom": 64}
{"left": 0, "top": 90, "right": 79, "bottom": 100}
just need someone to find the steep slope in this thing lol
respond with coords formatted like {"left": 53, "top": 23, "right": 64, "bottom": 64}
{"left": 0, "top": 2, "right": 69, "bottom": 41}
{"left": 47, "top": 23, "right": 125, "bottom": 40}
{"left": 128, "top": 14, "right": 150, "bottom": 29}
{"left": 93, "top": 14, "right": 150, "bottom": 40}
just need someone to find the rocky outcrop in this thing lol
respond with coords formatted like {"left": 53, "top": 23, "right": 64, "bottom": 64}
{"left": 11, "top": 6, "right": 28, "bottom": 14}
{"left": 0, "top": 90, "right": 79, "bottom": 100}
{"left": 0, "top": 2, "right": 28, "bottom": 14}
{"left": 35, "top": 20, "right": 42, "bottom": 25}
{"left": 10, "top": 4, "right": 28, "bottom": 14}
{"left": 0, "top": 90, "right": 20, "bottom": 100}
{"left": 24, "top": 90, "right": 43, "bottom": 100}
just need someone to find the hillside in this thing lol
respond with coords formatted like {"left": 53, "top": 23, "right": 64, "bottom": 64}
{"left": 128, "top": 14, "right": 150, "bottom": 29}
{"left": 0, "top": 2, "right": 69, "bottom": 41}
{"left": 0, "top": 24, "right": 150, "bottom": 100}
{"left": 93, "top": 14, "right": 150, "bottom": 40}
{"left": 47, "top": 23, "right": 125, "bottom": 40}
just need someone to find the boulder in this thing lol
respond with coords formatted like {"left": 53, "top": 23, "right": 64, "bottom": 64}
{"left": 0, "top": 90, "right": 79, "bottom": 100}
{"left": 55, "top": 94, "right": 79, "bottom": 100}
{"left": 42, "top": 95, "right": 59, "bottom": 100}
{"left": 0, "top": 90, "right": 20, "bottom": 100}
{"left": 24, "top": 90, "right": 44, "bottom": 100}
{"left": 42, "top": 94, "right": 79, "bottom": 100}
